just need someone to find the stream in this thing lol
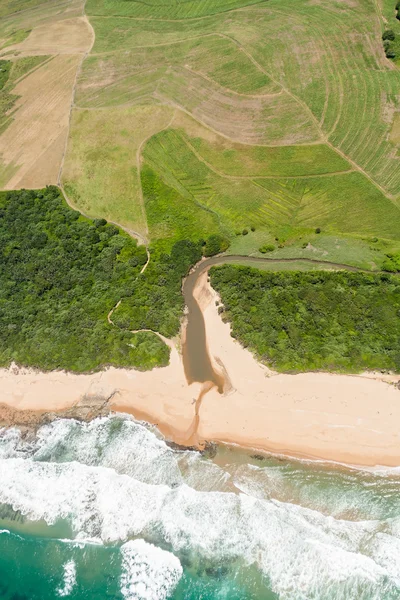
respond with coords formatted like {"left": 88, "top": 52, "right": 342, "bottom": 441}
{"left": 181, "top": 255, "right": 364, "bottom": 392}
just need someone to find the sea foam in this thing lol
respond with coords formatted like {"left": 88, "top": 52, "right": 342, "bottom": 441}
{"left": 120, "top": 539, "right": 182, "bottom": 600}
{"left": 57, "top": 559, "right": 76, "bottom": 597}
{"left": 1, "top": 417, "right": 400, "bottom": 599}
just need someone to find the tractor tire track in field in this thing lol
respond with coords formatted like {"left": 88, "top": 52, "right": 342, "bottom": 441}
{"left": 218, "top": 32, "right": 399, "bottom": 203}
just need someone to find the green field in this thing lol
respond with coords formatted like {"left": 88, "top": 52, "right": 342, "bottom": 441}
{"left": 142, "top": 128, "right": 400, "bottom": 245}
{"left": 58, "top": 0, "right": 400, "bottom": 271}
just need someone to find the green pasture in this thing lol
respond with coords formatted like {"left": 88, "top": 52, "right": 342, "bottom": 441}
{"left": 66, "top": 0, "right": 400, "bottom": 263}
{"left": 62, "top": 105, "right": 174, "bottom": 236}
{"left": 185, "top": 133, "right": 350, "bottom": 177}
{"left": 143, "top": 128, "right": 400, "bottom": 241}
{"left": 86, "top": 0, "right": 265, "bottom": 19}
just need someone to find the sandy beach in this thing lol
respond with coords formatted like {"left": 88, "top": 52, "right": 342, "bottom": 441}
{"left": 1, "top": 272, "right": 400, "bottom": 467}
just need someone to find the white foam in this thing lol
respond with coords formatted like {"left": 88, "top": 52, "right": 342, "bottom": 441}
{"left": 1, "top": 417, "right": 233, "bottom": 492}
{"left": 33, "top": 417, "right": 183, "bottom": 488}
{"left": 1, "top": 456, "right": 398, "bottom": 598}
{"left": 57, "top": 559, "right": 76, "bottom": 597}
{"left": 120, "top": 539, "right": 182, "bottom": 600}
{"left": 1, "top": 417, "right": 400, "bottom": 599}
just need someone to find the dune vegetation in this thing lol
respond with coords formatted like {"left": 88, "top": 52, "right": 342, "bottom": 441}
{"left": 0, "top": 187, "right": 170, "bottom": 372}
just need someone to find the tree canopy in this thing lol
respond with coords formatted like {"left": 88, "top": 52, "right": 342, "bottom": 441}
{"left": 210, "top": 266, "right": 400, "bottom": 373}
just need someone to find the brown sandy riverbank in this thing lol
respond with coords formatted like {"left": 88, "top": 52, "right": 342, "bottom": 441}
{"left": 1, "top": 272, "right": 400, "bottom": 467}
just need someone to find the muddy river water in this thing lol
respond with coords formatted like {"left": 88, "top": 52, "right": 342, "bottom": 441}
{"left": 181, "top": 255, "right": 363, "bottom": 391}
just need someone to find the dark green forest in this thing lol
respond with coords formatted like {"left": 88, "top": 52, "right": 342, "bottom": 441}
{"left": 210, "top": 266, "right": 400, "bottom": 373}
{"left": 0, "top": 187, "right": 171, "bottom": 372}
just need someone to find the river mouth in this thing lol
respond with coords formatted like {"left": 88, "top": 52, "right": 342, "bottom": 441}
{"left": 181, "top": 254, "right": 363, "bottom": 394}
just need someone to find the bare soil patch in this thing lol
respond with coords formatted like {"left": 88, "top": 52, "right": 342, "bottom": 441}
{"left": 3, "top": 16, "right": 93, "bottom": 56}
{"left": 0, "top": 54, "right": 81, "bottom": 189}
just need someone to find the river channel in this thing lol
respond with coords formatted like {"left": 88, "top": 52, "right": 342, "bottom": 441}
{"left": 181, "top": 255, "right": 363, "bottom": 392}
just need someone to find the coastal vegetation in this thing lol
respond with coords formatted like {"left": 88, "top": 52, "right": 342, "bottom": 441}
{"left": 0, "top": 186, "right": 229, "bottom": 372}
{"left": 0, "top": 187, "right": 169, "bottom": 372}
{"left": 210, "top": 265, "right": 400, "bottom": 373}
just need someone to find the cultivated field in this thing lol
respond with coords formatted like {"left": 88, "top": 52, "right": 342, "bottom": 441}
{"left": 55, "top": 0, "right": 400, "bottom": 264}
{"left": 0, "top": 0, "right": 93, "bottom": 189}
{"left": 0, "top": 0, "right": 399, "bottom": 266}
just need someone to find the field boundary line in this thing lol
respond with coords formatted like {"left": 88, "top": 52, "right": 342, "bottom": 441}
{"left": 57, "top": 0, "right": 95, "bottom": 187}
{"left": 153, "top": 94, "right": 324, "bottom": 148}
{"left": 180, "top": 64, "right": 281, "bottom": 99}
{"left": 59, "top": 183, "right": 149, "bottom": 246}
{"left": 90, "top": 32, "right": 218, "bottom": 52}
{"left": 0, "top": 0, "right": 71, "bottom": 19}
{"left": 11, "top": 55, "right": 55, "bottom": 85}
{"left": 136, "top": 108, "right": 177, "bottom": 238}
{"left": 74, "top": 65, "right": 162, "bottom": 107}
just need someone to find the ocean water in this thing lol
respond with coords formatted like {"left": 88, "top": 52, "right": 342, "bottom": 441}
{"left": 0, "top": 415, "right": 400, "bottom": 599}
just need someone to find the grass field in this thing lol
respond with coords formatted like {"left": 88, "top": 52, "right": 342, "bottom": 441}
{"left": 56, "top": 0, "right": 400, "bottom": 268}
{"left": 0, "top": 0, "right": 399, "bottom": 270}
{"left": 62, "top": 105, "right": 174, "bottom": 236}
{"left": 142, "top": 127, "right": 400, "bottom": 242}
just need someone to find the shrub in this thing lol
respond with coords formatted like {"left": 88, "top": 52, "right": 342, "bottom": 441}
{"left": 242, "top": 229, "right": 249, "bottom": 236}
{"left": 203, "top": 234, "right": 230, "bottom": 257}
{"left": 315, "top": 227, "right": 321, "bottom": 234}
{"left": 259, "top": 244, "right": 275, "bottom": 253}
{"left": 382, "top": 252, "right": 400, "bottom": 272}
{"left": 250, "top": 226, "right": 256, "bottom": 232}
{"left": 382, "top": 29, "right": 395, "bottom": 41}
{"left": 93, "top": 218, "right": 107, "bottom": 228}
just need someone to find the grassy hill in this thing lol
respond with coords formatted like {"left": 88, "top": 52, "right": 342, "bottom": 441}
{"left": 58, "top": 0, "right": 400, "bottom": 268}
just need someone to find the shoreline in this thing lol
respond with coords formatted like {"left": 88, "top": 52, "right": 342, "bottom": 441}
{"left": 1, "top": 274, "right": 400, "bottom": 467}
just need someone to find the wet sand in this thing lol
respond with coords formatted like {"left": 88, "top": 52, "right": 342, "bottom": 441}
{"left": 1, "top": 268, "right": 400, "bottom": 466}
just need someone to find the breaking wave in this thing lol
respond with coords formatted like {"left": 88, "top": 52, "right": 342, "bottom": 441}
{"left": 1, "top": 415, "right": 400, "bottom": 599}
{"left": 120, "top": 539, "right": 182, "bottom": 600}
{"left": 57, "top": 559, "right": 76, "bottom": 597}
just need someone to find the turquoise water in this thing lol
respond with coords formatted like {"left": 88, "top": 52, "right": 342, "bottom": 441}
{"left": 0, "top": 415, "right": 400, "bottom": 599}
